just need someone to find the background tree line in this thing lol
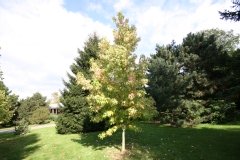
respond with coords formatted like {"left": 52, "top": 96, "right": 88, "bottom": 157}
{"left": 0, "top": 88, "right": 50, "bottom": 127}
{"left": 1, "top": 29, "right": 239, "bottom": 132}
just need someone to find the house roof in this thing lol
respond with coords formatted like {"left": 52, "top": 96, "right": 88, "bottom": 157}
{"left": 49, "top": 103, "right": 61, "bottom": 109}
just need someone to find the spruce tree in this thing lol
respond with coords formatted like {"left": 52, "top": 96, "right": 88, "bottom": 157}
{"left": 56, "top": 33, "right": 105, "bottom": 134}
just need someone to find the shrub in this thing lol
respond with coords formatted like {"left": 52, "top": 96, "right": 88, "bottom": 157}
{"left": 159, "top": 100, "right": 204, "bottom": 127}
{"left": 29, "top": 107, "right": 50, "bottom": 124}
{"left": 49, "top": 114, "right": 58, "bottom": 122}
{"left": 17, "top": 92, "right": 48, "bottom": 124}
{"left": 56, "top": 113, "right": 105, "bottom": 134}
{"left": 82, "top": 116, "right": 106, "bottom": 133}
{"left": 203, "top": 100, "right": 237, "bottom": 123}
{"left": 15, "top": 118, "right": 29, "bottom": 135}
{"left": 56, "top": 114, "right": 83, "bottom": 134}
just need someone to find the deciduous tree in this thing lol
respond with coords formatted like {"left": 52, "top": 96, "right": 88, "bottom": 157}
{"left": 0, "top": 52, "right": 14, "bottom": 125}
{"left": 77, "top": 13, "right": 157, "bottom": 152}
{"left": 0, "top": 90, "right": 12, "bottom": 124}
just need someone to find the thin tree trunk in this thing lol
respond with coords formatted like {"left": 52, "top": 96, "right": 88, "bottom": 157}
{"left": 122, "top": 128, "right": 126, "bottom": 152}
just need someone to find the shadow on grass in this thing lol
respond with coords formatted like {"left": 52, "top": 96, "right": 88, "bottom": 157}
{"left": 72, "top": 123, "right": 240, "bottom": 160}
{"left": 72, "top": 130, "right": 122, "bottom": 150}
{"left": 0, "top": 133, "right": 40, "bottom": 160}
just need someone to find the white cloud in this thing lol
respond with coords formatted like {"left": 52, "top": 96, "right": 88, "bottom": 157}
{"left": 0, "top": 0, "right": 112, "bottom": 98}
{"left": 113, "top": 0, "right": 133, "bottom": 12}
{"left": 88, "top": 2, "right": 103, "bottom": 12}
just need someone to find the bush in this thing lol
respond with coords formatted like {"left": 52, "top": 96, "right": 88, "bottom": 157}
{"left": 15, "top": 118, "right": 29, "bottom": 135}
{"left": 56, "top": 114, "right": 83, "bottom": 134}
{"left": 203, "top": 100, "right": 237, "bottom": 123}
{"left": 49, "top": 114, "right": 58, "bottom": 122}
{"left": 173, "top": 100, "right": 204, "bottom": 127}
{"left": 17, "top": 92, "right": 48, "bottom": 125}
{"left": 29, "top": 107, "right": 50, "bottom": 124}
{"left": 159, "top": 100, "right": 204, "bottom": 127}
{"left": 56, "top": 113, "right": 106, "bottom": 134}
{"left": 82, "top": 116, "right": 106, "bottom": 133}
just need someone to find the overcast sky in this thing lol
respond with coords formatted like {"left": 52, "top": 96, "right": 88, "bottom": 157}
{"left": 0, "top": 0, "right": 239, "bottom": 99}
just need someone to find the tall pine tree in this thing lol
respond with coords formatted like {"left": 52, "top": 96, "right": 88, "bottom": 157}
{"left": 148, "top": 29, "right": 240, "bottom": 125}
{"left": 219, "top": 0, "right": 240, "bottom": 21}
{"left": 56, "top": 33, "right": 105, "bottom": 134}
{"left": 182, "top": 29, "right": 240, "bottom": 123}
{"left": 147, "top": 41, "right": 204, "bottom": 127}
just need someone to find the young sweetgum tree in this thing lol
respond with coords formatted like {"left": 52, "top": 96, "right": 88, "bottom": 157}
{"left": 77, "top": 13, "right": 157, "bottom": 152}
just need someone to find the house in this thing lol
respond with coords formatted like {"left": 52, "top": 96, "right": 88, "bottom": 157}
{"left": 48, "top": 92, "right": 61, "bottom": 114}
{"left": 49, "top": 103, "right": 60, "bottom": 114}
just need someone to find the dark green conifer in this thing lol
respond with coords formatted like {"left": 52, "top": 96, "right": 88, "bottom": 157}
{"left": 148, "top": 29, "right": 240, "bottom": 126}
{"left": 56, "top": 33, "right": 105, "bottom": 134}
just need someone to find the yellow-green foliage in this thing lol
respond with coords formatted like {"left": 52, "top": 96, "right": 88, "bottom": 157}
{"left": 77, "top": 13, "right": 157, "bottom": 139}
{"left": 0, "top": 90, "right": 12, "bottom": 124}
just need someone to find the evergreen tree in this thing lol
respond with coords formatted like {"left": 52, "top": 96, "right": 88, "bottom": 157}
{"left": 182, "top": 29, "right": 239, "bottom": 123}
{"left": 219, "top": 0, "right": 240, "bottom": 21}
{"left": 228, "top": 49, "right": 240, "bottom": 110}
{"left": 7, "top": 94, "right": 20, "bottom": 126}
{"left": 56, "top": 33, "right": 105, "bottom": 134}
{"left": 147, "top": 42, "right": 187, "bottom": 112}
{"left": 148, "top": 29, "right": 240, "bottom": 125}
{"left": 147, "top": 42, "right": 204, "bottom": 127}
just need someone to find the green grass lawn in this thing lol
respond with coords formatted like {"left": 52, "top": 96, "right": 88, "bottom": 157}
{"left": 0, "top": 123, "right": 240, "bottom": 160}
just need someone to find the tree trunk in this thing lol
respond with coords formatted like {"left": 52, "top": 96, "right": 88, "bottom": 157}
{"left": 121, "top": 128, "right": 126, "bottom": 152}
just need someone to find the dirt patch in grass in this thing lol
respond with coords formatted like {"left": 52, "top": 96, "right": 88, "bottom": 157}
{"left": 106, "top": 148, "right": 131, "bottom": 160}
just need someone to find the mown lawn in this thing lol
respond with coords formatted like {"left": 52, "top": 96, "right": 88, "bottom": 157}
{"left": 0, "top": 123, "right": 240, "bottom": 160}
